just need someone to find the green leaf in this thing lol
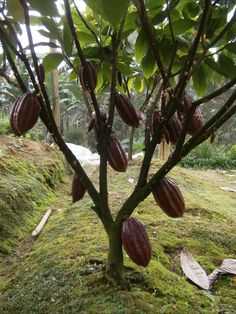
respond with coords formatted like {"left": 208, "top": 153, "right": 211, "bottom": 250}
{"left": 42, "top": 53, "right": 64, "bottom": 73}
{"left": 182, "top": 2, "right": 200, "bottom": 19}
{"left": 124, "top": 11, "right": 139, "bottom": 33}
{"left": 205, "top": 58, "right": 222, "bottom": 75}
{"left": 127, "top": 78, "right": 133, "bottom": 91}
{"left": 165, "top": 19, "right": 195, "bottom": 36}
{"left": 225, "top": 42, "right": 236, "bottom": 55}
{"left": 134, "top": 30, "right": 149, "bottom": 62}
{"left": 28, "top": 0, "right": 59, "bottom": 16}
{"left": 82, "top": 46, "right": 100, "bottom": 59}
{"left": 77, "top": 32, "right": 95, "bottom": 44}
{"left": 218, "top": 54, "right": 236, "bottom": 78}
{"left": 69, "top": 70, "right": 77, "bottom": 81}
{"left": 117, "top": 63, "right": 133, "bottom": 77}
{"left": 41, "top": 17, "right": 61, "bottom": 42}
{"left": 159, "top": 40, "right": 173, "bottom": 67}
{"left": 142, "top": 49, "right": 157, "bottom": 79}
{"left": 193, "top": 65, "right": 207, "bottom": 96}
{"left": 63, "top": 18, "right": 73, "bottom": 56}
{"left": 84, "top": 0, "right": 128, "bottom": 26}
{"left": 152, "top": 11, "right": 167, "bottom": 25}
{"left": 95, "top": 68, "right": 104, "bottom": 91}
{"left": 102, "top": 62, "right": 112, "bottom": 82}
{"left": 37, "top": 29, "right": 52, "bottom": 39}
{"left": 134, "top": 76, "right": 144, "bottom": 93}
{"left": 7, "top": 0, "right": 24, "bottom": 23}
{"left": 102, "top": 0, "right": 129, "bottom": 27}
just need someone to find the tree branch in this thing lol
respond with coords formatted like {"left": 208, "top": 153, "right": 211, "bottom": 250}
{"left": 136, "top": 0, "right": 170, "bottom": 89}
{"left": 0, "top": 67, "right": 20, "bottom": 89}
{"left": 193, "top": 78, "right": 236, "bottom": 107}
{"left": 189, "top": 8, "right": 236, "bottom": 79}
{"left": 63, "top": 0, "right": 102, "bottom": 129}
{"left": 116, "top": 88, "right": 236, "bottom": 223}
{"left": 72, "top": 0, "right": 101, "bottom": 48}
{"left": 17, "top": 0, "right": 108, "bottom": 220}
{"left": 175, "top": 0, "right": 211, "bottom": 98}
{"left": 183, "top": 88, "right": 236, "bottom": 154}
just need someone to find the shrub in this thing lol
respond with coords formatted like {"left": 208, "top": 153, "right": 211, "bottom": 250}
{"left": 0, "top": 117, "right": 12, "bottom": 135}
{"left": 63, "top": 127, "right": 85, "bottom": 145}
{"left": 230, "top": 144, "right": 236, "bottom": 160}
{"left": 180, "top": 143, "right": 236, "bottom": 169}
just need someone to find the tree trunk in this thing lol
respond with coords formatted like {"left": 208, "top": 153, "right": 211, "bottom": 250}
{"left": 158, "top": 139, "right": 170, "bottom": 160}
{"left": 50, "top": 41, "right": 61, "bottom": 132}
{"left": 106, "top": 222, "right": 125, "bottom": 286}
{"left": 128, "top": 127, "right": 135, "bottom": 160}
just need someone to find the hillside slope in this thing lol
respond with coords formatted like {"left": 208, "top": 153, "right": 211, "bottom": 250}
{"left": 0, "top": 135, "right": 69, "bottom": 254}
{"left": 0, "top": 139, "right": 235, "bottom": 313}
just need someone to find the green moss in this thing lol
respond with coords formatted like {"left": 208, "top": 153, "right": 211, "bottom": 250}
{"left": 0, "top": 139, "right": 68, "bottom": 254}
{"left": 0, "top": 158, "right": 235, "bottom": 313}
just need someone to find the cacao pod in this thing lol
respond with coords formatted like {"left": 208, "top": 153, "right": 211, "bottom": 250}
{"left": 150, "top": 109, "right": 170, "bottom": 144}
{"left": 187, "top": 108, "right": 203, "bottom": 136}
{"left": 153, "top": 177, "right": 185, "bottom": 218}
{"left": 121, "top": 217, "right": 152, "bottom": 267}
{"left": 107, "top": 133, "right": 128, "bottom": 172}
{"left": 166, "top": 114, "right": 183, "bottom": 145}
{"left": 183, "top": 92, "right": 194, "bottom": 111}
{"left": 88, "top": 110, "right": 107, "bottom": 132}
{"left": 71, "top": 173, "right": 86, "bottom": 203}
{"left": 78, "top": 60, "right": 97, "bottom": 91}
{"left": 10, "top": 97, "right": 21, "bottom": 136}
{"left": 38, "top": 64, "right": 45, "bottom": 83}
{"left": 10, "top": 92, "right": 40, "bottom": 136}
{"left": 114, "top": 92, "right": 141, "bottom": 128}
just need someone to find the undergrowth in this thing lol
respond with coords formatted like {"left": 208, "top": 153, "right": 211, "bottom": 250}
{"left": 180, "top": 142, "right": 236, "bottom": 169}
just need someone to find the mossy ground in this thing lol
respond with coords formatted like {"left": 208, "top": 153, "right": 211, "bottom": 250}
{"left": 0, "top": 146, "right": 235, "bottom": 313}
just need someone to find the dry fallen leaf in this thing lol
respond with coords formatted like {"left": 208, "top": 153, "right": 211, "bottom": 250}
{"left": 208, "top": 259, "right": 236, "bottom": 288}
{"left": 219, "top": 259, "right": 236, "bottom": 275}
{"left": 219, "top": 186, "right": 236, "bottom": 192}
{"left": 180, "top": 247, "right": 209, "bottom": 290}
{"left": 208, "top": 268, "right": 223, "bottom": 289}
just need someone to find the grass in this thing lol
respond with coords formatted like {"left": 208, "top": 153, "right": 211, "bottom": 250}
{"left": 0, "top": 156, "right": 235, "bottom": 313}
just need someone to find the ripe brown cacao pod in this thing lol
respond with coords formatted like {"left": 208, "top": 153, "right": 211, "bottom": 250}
{"left": 78, "top": 60, "right": 97, "bottom": 91}
{"left": 121, "top": 217, "right": 152, "bottom": 267}
{"left": 10, "top": 92, "right": 40, "bottom": 136}
{"left": 153, "top": 177, "right": 185, "bottom": 218}
{"left": 88, "top": 110, "right": 107, "bottom": 132}
{"left": 114, "top": 92, "right": 142, "bottom": 128}
{"left": 107, "top": 133, "right": 128, "bottom": 172}
{"left": 187, "top": 108, "right": 203, "bottom": 136}
{"left": 183, "top": 92, "right": 194, "bottom": 111}
{"left": 38, "top": 64, "right": 45, "bottom": 83}
{"left": 71, "top": 173, "right": 86, "bottom": 203}
{"left": 166, "top": 114, "right": 183, "bottom": 145}
{"left": 150, "top": 109, "right": 170, "bottom": 144}
{"left": 10, "top": 97, "right": 22, "bottom": 136}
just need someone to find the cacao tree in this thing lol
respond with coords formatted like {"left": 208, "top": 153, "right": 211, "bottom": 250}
{"left": 0, "top": 0, "right": 236, "bottom": 286}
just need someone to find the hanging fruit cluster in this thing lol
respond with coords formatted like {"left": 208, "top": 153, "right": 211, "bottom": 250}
{"left": 151, "top": 92, "right": 204, "bottom": 144}
{"left": 79, "top": 59, "right": 142, "bottom": 175}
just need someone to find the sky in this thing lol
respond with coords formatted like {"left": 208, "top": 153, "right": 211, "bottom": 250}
{"left": 19, "top": 0, "right": 86, "bottom": 53}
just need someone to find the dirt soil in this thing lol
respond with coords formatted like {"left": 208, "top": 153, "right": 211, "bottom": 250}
{"left": 0, "top": 135, "right": 57, "bottom": 162}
